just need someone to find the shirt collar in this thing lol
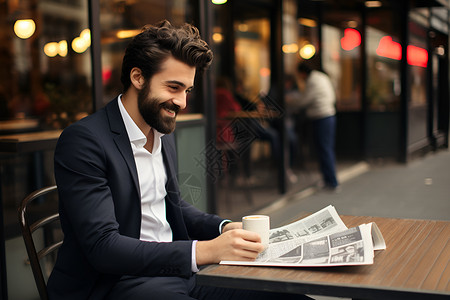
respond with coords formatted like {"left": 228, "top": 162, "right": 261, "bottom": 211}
{"left": 117, "top": 95, "right": 164, "bottom": 149}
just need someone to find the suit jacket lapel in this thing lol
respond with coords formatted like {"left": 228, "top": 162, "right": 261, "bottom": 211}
{"left": 162, "top": 135, "right": 177, "bottom": 183}
{"left": 162, "top": 134, "right": 190, "bottom": 240}
{"left": 105, "top": 98, "right": 140, "bottom": 196}
{"left": 161, "top": 134, "right": 180, "bottom": 205}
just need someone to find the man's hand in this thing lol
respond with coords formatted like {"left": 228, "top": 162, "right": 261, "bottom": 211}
{"left": 196, "top": 229, "right": 264, "bottom": 265}
{"left": 222, "top": 221, "right": 242, "bottom": 232}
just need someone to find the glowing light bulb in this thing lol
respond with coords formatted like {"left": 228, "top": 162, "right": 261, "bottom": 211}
{"left": 72, "top": 37, "right": 88, "bottom": 53}
{"left": 116, "top": 29, "right": 140, "bottom": 39}
{"left": 299, "top": 44, "right": 316, "bottom": 59}
{"left": 212, "top": 33, "right": 223, "bottom": 43}
{"left": 14, "top": 19, "right": 36, "bottom": 39}
{"left": 58, "top": 40, "right": 68, "bottom": 57}
{"left": 44, "top": 42, "right": 59, "bottom": 57}
{"left": 282, "top": 43, "right": 299, "bottom": 54}
{"left": 80, "top": 29, "right": 91, "bottom": 46}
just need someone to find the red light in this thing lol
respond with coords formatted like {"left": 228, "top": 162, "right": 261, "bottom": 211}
{"left": 407, "top": 45, "right": 428, "bottom": 67}
{"left": 376, "top": 36, "right": 428, "bottom": 67}
{"left": 102, "top": 69, "right": 112, "bottom": 83}
{"left": 341, "top": 28, "right": 361, "bottom": 51}
{"left": 376, "top": 36, "right": 402, "bottom": 60}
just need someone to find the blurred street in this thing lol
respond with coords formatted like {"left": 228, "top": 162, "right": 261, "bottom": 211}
{"left": 259, "top": 149, "right": 450, "bottom": 229}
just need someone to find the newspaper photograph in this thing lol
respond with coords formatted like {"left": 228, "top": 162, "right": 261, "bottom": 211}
{"left": 221, "top": 205, "right": 386, "bottom": 267}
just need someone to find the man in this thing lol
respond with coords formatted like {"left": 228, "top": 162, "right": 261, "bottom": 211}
{"left": 294, "top": 63, "right": 339, "bottom": 190}
{"left": 48, "top": 20, "right": 309, "bottom": 300}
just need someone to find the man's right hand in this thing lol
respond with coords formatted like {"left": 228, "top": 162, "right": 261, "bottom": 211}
{"left": 196, "top": 229, "right": 264, "bottom": 265}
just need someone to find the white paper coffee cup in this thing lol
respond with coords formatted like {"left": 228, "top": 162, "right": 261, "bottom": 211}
{"left": 242, "top": 215, "right": 270, "bottom": 248}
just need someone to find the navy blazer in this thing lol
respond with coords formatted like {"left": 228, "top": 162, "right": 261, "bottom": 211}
{"left": 47, "top": 98, "right": 223, "bottom": 299}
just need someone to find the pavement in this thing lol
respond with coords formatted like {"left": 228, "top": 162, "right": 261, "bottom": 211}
{"left": 257, "top": 148, "right": 450, "bottom": 228}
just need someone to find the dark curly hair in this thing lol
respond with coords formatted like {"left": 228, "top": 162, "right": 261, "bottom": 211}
{"left": 297, "top": 62, "right": 313, "bottom": 75}
{"left": 120, "top": 20, "right": 213, "bottom": 92}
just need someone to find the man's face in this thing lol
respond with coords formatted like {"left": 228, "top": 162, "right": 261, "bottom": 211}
{"left": 138, "top": 57, "right": 195, "bottom": 134}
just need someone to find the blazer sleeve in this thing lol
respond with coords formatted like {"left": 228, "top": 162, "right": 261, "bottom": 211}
{"left": 55, "top": 121, "right": 194, "bottom": 278}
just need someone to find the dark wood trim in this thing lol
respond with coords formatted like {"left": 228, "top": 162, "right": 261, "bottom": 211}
{"left": 399, "top": 0, "right": 410, "bottom": 163}
{"left": 88, "top": 0, "right": 104, "bottom": 112}
{"left": 272, "top": 0, "right": 286, "bottom": 194}
{"left": 0, "top": 181, "right": 7, "bottom": 299}
{"left": 199, "top": 0, "right": 217, "bottom": 214}
{"left": 361, "top": 5, "right": 369, "bottom": 159}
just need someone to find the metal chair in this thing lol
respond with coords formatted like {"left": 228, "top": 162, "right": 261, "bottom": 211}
{"left": 18, "top": 185, "right": 62, "bottom": 300}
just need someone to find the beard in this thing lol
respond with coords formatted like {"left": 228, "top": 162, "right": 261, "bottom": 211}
{"left": 137, "top": 81, "right": 180, "bottom": 134}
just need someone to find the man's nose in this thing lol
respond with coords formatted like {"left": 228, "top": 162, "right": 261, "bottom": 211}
{"left": 172, "top": 93, "right": 187, "bottom": 110}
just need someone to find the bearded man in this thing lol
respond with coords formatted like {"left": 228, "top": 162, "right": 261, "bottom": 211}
{"left": 49, "top": 20, "right": 311, "bottom": 300}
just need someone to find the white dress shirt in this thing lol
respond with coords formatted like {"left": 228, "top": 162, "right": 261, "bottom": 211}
{"left": 118, "top": 96, "right": 172, "bottom": 242}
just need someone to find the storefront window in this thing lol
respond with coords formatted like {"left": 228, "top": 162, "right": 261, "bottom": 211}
{"left": 293, "top": 1, "right": 320, "bottom": 75}
{"left": 211, "top": 1, "right": 278, "bottom": 215}
{"left": 1, "top": 2, "right": 92, "bottom": 298}
{"left": 408, "top": 21, "right": 428, "bottom": 108}
{"left": 407, "top": 10, "right": 430, "bottom": 147}
{"left": 211, "top": 2, "right": 271, "bottom": 99}
{"left": 234, "top": 18, "right": 271, "bottom": 97}
{"left": 322, "top": 10, "right": 362, "bottom": 112}
{"left": 1, "top": 0, "right": 93, "bottom": 131}
{"left": 99, "top": 0, "right": 201, "bottom": 112}
{"left": 1, "top": 0, "right": 92, "bottom": 235}
{"left": 366, "top": 9, "right": 401, "bottom": 112}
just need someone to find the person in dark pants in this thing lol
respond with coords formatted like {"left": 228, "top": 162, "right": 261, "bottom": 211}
{"left": 48, "top": 20, "right": 311, "bottom": 300}
{"left": 293, "top": 63, "right": 339, "bottom": 190}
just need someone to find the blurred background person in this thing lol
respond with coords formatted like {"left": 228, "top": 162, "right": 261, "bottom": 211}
{"left": 215, "top": 76, "right": 242, "bottom": 145}
{"left": 216, "top": 76, "right": 283, "bottom": 183}
{"left": 294, "top": 62, "right": 339, "bottom": 190}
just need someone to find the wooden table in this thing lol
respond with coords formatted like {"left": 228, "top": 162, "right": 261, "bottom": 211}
{"left": 0, "top": 118, "right": 39, "bottom": 133}
{"left": 0, "top": 130, "right": 62, "bottom": 153}
{"left": 223, "top": 109, "right": 281, "bottom": 120}
{"left": 197, "top": 215, "right": 450, "bottom": 300}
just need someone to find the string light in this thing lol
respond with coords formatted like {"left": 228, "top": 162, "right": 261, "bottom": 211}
{"left": 116, "top": 29, "right": 140, "bottom": 39}
{"left": 44, "top": 42, "right": 59, "bottom": 57}
{"left": 14, "top": 19, "right": 36, "bottom": 39}
{"left": 72, "top": 28, "right": 91, "bottom": 54}
{"left": 58, "top": 40, "right": 68, "bottom": 57}
{"left": 282, "top": 43, "right": 299, "bottom": 54}
{"left": 299, "top": 44, "right": 316, "bottom": 59}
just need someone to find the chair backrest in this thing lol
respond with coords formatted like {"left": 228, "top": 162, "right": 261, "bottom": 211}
{"left": 18, "top": 185, "right": 62, "bottom": 300}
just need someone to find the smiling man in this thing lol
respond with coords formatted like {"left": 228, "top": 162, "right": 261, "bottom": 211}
{"left": 48, "top": 20, "right": 310, "bottom": 300}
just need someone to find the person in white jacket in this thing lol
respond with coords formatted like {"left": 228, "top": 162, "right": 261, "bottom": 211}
{"left": 294, "top": 63, "right": 339, "bottom": 190}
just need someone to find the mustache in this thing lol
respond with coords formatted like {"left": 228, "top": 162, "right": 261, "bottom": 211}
{"left": 160, "top": 101, "right": 180, "bottom": 114}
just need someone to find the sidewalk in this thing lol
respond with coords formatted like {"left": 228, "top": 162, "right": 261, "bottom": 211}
{"left": 258, "top": 149, "right": 450, "bottom": 228}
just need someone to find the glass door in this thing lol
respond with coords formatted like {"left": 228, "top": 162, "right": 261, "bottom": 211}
{"left": 211, "top": 0, "right": 280, "bottom": 217}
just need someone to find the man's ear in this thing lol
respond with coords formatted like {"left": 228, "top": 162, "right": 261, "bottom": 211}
{"left": 130, "top": 67, "right": 144, "bottom": 90}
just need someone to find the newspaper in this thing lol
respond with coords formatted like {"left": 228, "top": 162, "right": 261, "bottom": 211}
{"left": 221, "top": 205, "right": 386, "bottom": 267}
